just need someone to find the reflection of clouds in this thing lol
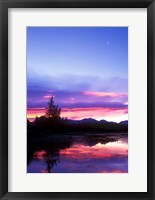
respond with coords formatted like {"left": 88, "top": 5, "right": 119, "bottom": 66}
{"left": 100, "top": 169, "right": 128, "bottom": 173}
{"left": 33, "top": 150, "right": 46, "bottom": 159}
{"left": 53, "top": 155, "right": 128, "bottom": 173}
{"left": 60, "top": 141, "right": 128, "bottom": 160}
{"left": 28, "top": 135, "right": 128, "bottom": 173}
{"left": 27, "top": 160, "right": 46, "bottom": 173}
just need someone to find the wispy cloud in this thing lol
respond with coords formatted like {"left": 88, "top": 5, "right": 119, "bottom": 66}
{"left": 83, "top": 91, "right": 127, "bottom": 98}
{"left": 27, "top": 75, "right": 128, "bottom": 122}
{"left": 27, "top": 104, "right": 128, "bottom": 122}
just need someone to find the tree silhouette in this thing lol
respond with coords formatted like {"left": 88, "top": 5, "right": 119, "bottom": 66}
{"left": 45, "top": 95, "right": 61, "bottom": 119}
{"left": 45, "top": 155, "right": 60, "bottom": 173}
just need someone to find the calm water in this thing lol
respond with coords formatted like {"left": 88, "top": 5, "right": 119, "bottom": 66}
{"left": 27, "top": 133, "right": 128, "bottom": 173}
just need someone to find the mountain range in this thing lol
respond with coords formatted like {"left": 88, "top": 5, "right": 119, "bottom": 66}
{"left": 67, "top": 118, "right": 128, "bottom": 125}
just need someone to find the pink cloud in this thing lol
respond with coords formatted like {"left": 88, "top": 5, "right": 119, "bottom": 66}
{"left": 43, "top": 94, "right": 56, "bottom": 99}
{"left": 27, "top": 108, "right": 46, "bottom": 120}
{"left": 27, "top": 106, "right": 128, "bottom": 122}
{"left": 83, "top": 91, "right": 127, "bottom": 98}
{"left": 61, "top": 107, "right": 128, "bottom": 122}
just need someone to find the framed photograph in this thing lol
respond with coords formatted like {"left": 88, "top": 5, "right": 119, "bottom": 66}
{"left": 0, "top": 0, "right": 155, "bottom": 199}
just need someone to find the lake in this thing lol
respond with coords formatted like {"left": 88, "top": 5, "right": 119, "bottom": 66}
{"left": 27, "top": 133, "right": 128, "bottom": 173}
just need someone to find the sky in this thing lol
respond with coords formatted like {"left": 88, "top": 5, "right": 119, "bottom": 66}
{"left": 27, "top": 27, "right": 128, "bottom": 122}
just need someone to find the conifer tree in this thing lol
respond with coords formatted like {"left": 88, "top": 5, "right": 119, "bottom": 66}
{"left": 45, "top": 95, "right": 61, "bottom": 119}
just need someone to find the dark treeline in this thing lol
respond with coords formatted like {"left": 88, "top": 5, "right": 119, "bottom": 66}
{"left": 28, "top": 116, "right": 128, "bottom": 137}
{"left": 27, "top": 96, "right": 128, "bottom": 139}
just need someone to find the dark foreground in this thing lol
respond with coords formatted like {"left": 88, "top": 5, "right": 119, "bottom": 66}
{"left": 27, "top": 133, "right": 128, "bottom": 173}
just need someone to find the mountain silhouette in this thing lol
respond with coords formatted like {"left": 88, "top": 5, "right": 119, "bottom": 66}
{"left": 67, "top": 118, "right": 128, "bottom": 125}
{"left": 119, "top": 120, "right": 128, "bottom": 125}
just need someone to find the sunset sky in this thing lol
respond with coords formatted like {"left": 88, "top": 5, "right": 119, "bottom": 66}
{"left": 27, "top": 27, "right": 128, "bottom": 122}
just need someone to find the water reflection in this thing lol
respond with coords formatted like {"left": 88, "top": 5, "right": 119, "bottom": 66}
{"left": 27, "top": 134, "right": 128, "bottom": 173}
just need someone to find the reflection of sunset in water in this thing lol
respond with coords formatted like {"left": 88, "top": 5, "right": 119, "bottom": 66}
{"left": 60, "top": 140, "right": 128, "bottom": 160}
{"left": 28, "top": 135, "right": 128, "bottom": 173}
{"left": 33, "top": 150, "right": 46, "bottom": 159}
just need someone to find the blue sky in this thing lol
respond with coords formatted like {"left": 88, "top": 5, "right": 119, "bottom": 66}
{"left": 27, "top": 27, "right": 128, "bottom": 122}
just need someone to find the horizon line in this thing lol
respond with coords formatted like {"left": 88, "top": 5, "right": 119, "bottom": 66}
{"left": 27, "top": 117, "right": 128, "bottom": 124}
